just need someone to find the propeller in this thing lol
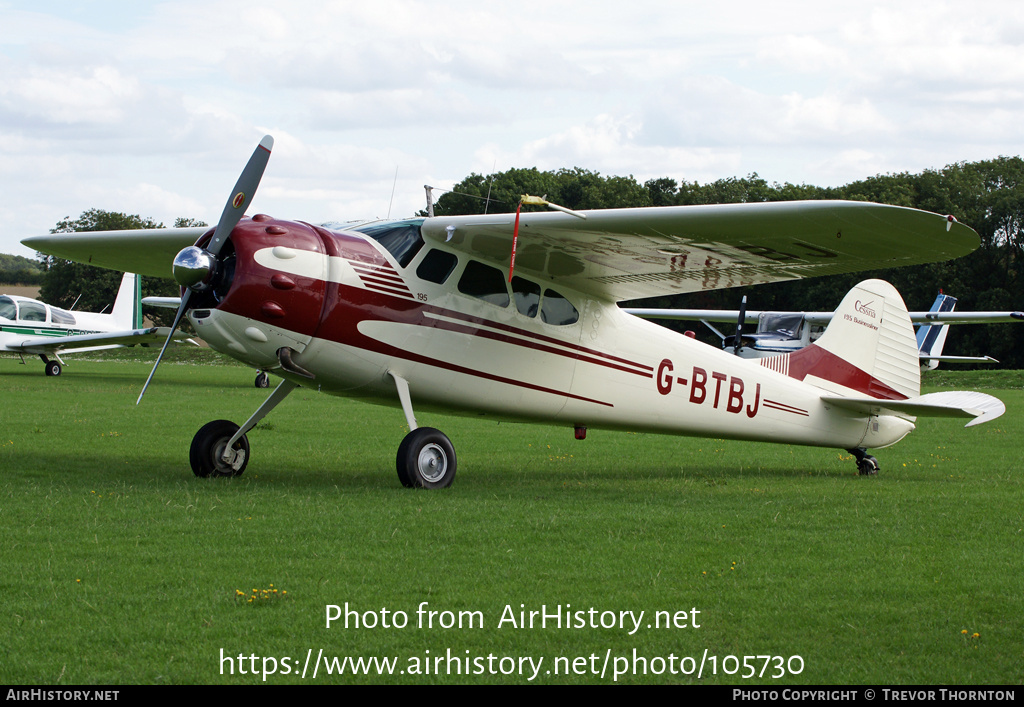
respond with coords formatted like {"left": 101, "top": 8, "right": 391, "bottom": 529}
{"left": 137, "top": 134, "right": 274, "bottom": 404}
{"left": 733, "top": 295, "right": 747, "bottom": 355}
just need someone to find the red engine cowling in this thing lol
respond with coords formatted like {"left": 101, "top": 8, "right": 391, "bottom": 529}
{"left": 202, "top": 214, "right": 329, "bottom": 338}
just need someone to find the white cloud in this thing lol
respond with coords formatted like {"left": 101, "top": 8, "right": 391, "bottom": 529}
{"left": 2, "top": 0, "right": 1024, "bottom": 257}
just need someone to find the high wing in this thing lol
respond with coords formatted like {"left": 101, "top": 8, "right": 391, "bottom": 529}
{"left": 22, "top": 227, "right": 208, "bottom": 280}
{"left": 623, "top": 308, "right": 1024, "bottom": 324}
{"left": 24, "top": 201, "right": 977, "bottom": 302}
{"left": 8, "top": 327, "right": 194, "bottom": 355}
{"left": 420, "top": 200, "right": 978, "bottom": 301}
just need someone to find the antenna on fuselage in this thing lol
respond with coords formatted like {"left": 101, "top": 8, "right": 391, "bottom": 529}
{"left": 424, "top": 185, "right": 435, "bottom": 217}
{"left": 387, "top": 166, "right": 399, "bottom": 219}
{"left": 484, "top": 161, "right": 496, "bottom": 214}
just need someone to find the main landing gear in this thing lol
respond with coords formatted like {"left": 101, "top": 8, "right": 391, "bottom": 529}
{"left": 848, "top": 447, "right": 879, "bottom": 476}
{"left": 41, "top": 355, "right": 62, "bottom": 377}
{"left": 186, "top": 371, "right": 456, "bottom": 488}
{"left": 390, "top": 372, "right": 456, "bottom": 488}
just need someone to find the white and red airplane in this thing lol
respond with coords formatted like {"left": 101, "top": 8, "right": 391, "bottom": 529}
{"left": 22, "top": 136, "right": 1006, "bottom": 486}
{"left": 0, "top": 272, "right": 192, "bottom": 376}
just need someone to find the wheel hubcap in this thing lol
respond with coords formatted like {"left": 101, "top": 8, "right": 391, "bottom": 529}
{"left": 214, "top": 438, "right": 246, "bottom": 473}
{"left": 417, "top": 443, "right": 448, "bottom": 482}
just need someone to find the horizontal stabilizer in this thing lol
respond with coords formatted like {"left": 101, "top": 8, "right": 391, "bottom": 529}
{"left": 919, "top": 355, "right": 998, "bottom": 364}
{"left": 821, "top": 391, "right": 1005, "bottom": 428}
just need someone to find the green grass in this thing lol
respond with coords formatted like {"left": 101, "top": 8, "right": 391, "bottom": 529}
{"left": 1, "top": 355, "right": 1021, "bottom": 684}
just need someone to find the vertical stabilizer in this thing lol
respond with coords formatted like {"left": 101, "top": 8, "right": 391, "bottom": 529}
{"left": 917, "top": 293, "right": 956, "bottom": 371}
{"left": 782, "top": 279, "right": 920, "bottom": 400}
{"left": 110, "top": 273, "right": 142, "bottom": 330}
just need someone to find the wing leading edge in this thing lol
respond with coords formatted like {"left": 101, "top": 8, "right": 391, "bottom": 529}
{"left": 24, "top": 201, "right": 978, "bottom": 302}
{"left": 420, "top": 200, "right": 978, "bottom": 301}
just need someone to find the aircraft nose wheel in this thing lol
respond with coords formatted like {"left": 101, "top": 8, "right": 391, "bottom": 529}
{"left": 190, "top": 420, "right": 249, "bottom": 477}
{"left": 397, "top": 427, "right": 456, "bottom": 489}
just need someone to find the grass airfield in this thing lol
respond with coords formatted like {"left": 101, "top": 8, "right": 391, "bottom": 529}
{"left": 1, "top": 350, "right": 1022, "bottom": 684}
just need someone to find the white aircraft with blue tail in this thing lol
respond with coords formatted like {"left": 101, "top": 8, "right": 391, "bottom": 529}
{"left": 626, "top": 292, "right": 1022, "bottom": 367}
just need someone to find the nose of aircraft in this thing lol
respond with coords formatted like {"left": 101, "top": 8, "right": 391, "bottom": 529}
{"left": 201, "top": 216, "right": 327, "bottom": 333}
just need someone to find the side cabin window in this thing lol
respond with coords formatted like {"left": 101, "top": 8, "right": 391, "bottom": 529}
{"left": 352, "top": 219, "right": 425, "bottom": 268}
{"left": 51, "top": 308, "right": 77, "bottom": 327}
{"left": 541, "top": 289, "right": 579, "bottom": 326}
{"left": 511, "top": 276, "right": 540, "bottom": 318}
{"left": 457, "top": 261, "right": 510, "bottom": 307}
{"left": 19, "top": 301, "right": 46, "bottom": 323}
{"left": 0, "top": 296, "right": 15, "bottom": 320}
{"left": 417, "top": 248, "right": 459, "bottom": 285}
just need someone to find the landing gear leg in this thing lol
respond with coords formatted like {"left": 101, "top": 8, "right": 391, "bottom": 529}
{"left": 188, "top": 379, "right": 298, "bottom": 478}
{"left": 848, "top": 447, "right": 879, "bottom": 476}
{"left": 389, "top": 371, "right": 457, "bottom": 489}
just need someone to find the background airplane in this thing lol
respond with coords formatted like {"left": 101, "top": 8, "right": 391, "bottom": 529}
{"left": 0, "top": 272, "right": 193, "bottom": 376}
{"left": 22, "top": 135, "right": 1006, "bottom": 485}
{"left": 624, "top": 292, "right": 1023, "bottom": 366}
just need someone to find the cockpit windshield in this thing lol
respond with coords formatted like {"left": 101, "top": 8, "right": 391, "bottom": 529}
{"left": 756, "top": 313, "right": 805, "bottom": 340}
{"left": 0, "top": 296, "right": 15, "bottom": 320}
{"left": 350, "top": 219, "right": 425, "bottom": 268}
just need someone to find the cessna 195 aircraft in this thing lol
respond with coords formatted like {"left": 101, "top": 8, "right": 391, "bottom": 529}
{"left": 23, "top": 136, "right": 1006, "bottom": 486}
{"left": 625, "top": 292, "right": 1023, "bottom": 366}
{"left": 0, "top": 272, "right": 192, "bottom": 376}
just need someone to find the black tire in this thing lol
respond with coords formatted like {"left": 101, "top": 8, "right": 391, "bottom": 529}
{"left": 857, "top": 456, "right": 879, "bottom": 476}
{"left": 396, "top": 427, "right": 456, "bottom": 489}
{"left": 45, "top": 360, "right": 62, "bottom": 377}
{"left": 190, "top": 420, "right": 249, "bottom": 478}
{"left": 255, "top": 372, "right": 270, "bottom": 388}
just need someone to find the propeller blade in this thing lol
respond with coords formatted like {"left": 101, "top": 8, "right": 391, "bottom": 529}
{"left": 733, "top": 295, "right": 747, "bottom": 355}
{"left": 137, "top": 134, "right": 274, "bottom": 404}
{"left": 207, "top": 134, "right": 274, "bottom": 257}
{"left": 137, "top": 289, "right": 192, "bottom": 404}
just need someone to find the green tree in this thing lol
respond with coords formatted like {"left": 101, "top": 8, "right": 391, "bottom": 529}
{"left": 0, "top": 254, "right": 44, "bottom": 285}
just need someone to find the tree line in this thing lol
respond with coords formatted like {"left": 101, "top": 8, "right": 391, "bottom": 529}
{"left": 16, "top": 156, "right": 1024, "bottom": 366}
{"left": 431, "top": 157, "right": 1024, "bottom": 368}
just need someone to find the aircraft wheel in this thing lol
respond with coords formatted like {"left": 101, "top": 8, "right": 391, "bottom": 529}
{"left": 396, "top": 427, "right": 456, "bottom": 489}
{"left": 255, "top": 372, "right": 270, "bottom": 388}
{"left": 44, "top": 360, "right": 62, "bottom": 377}
{"left": 190, "top": 420, "right": 249, "bottom": 478}
{"left": 857, "top": 455, "right": 879, "bottom": 476}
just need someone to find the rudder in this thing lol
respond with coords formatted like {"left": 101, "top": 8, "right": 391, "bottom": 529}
{"left": 784, "top": 279, "right": 920, "bottom": 400}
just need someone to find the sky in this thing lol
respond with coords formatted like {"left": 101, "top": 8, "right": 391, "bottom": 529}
{"left": 2, "top": 0, "right": 1024, "bottom": 258}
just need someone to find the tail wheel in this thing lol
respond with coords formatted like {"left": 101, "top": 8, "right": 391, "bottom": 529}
{"left": 857, "top": 456, "right": 879, "bottom": 476}
{"left": 397, "top": 427, "right": 456, "bottom": 489}
{"left": 190, "top": 420, "right": 249, "bottom": 478}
